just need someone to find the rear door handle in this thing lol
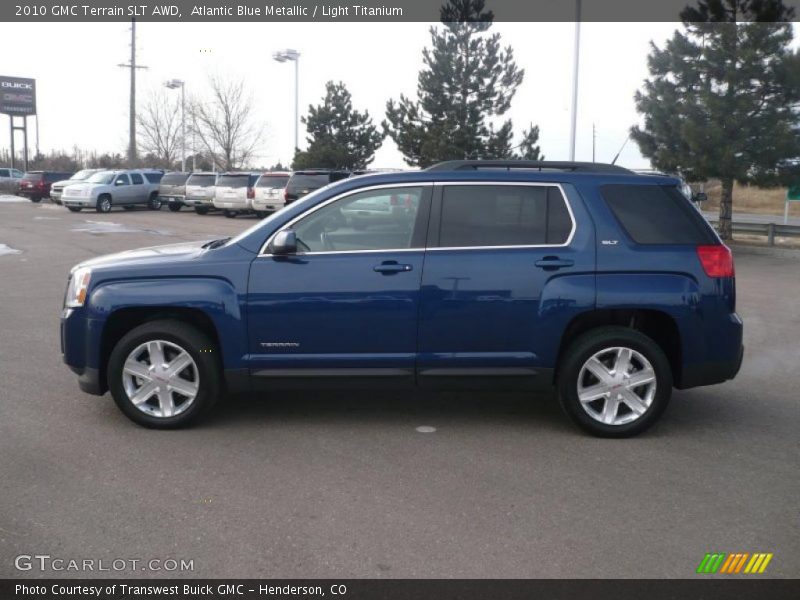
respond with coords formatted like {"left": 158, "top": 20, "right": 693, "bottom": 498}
{"left": 374, "top": 262, "right": 413, "bottom": 274}
{"left": 535, "top": 256, "right": 574, "bottom": 270}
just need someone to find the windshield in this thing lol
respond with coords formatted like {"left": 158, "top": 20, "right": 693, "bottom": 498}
{"left": 187, "top": 174, "right": 216, "bottom": 187}
{"left": 87, "top": 172, "right": 116, "bottom": 184}
{"left": 70, "top": 170, "right": 95, "bottom": 181}
{"left": 226, "top": 182, "right": 339, "bottom": 249}
{"left": 257, "top": 175, "right": 290, "bottom": 188}
{"left": 22, "top": 172, "right": 43, "bottom": 181}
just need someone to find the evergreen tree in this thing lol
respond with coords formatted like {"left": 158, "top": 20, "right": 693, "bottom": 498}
{"left": 384, "top": 0, "right": 539, "bottom": 167}
{"left": 631, "top": 0, "right": 800, "bottom": 240}
{"left": 292, "top": 81, "right": 383, "bottom": 170}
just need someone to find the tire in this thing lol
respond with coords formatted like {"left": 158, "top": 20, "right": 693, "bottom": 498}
{"left": 96, "top": 195, "right": 112, "bottom": 213}
{"left": 107, "top": 320, "right": 221, "bottom": 429}
{"left": 30, "top": 196, "right": 41, "bottom": 203}
{"left": 67, "top": 206, "right": 82, "bottom": 213}
{"left": 557, "top": 326, "right": 672, "bottom": 438}
{"left": 168, "top": 202, "right": 182, "bottom": 212}
{"left": 255, "top": 211, "right": 268, "bottom": 219}
{"left": 148, "top": 193, "right": 162, "bottom": 210}
{"left": 223, "top": 210, "right": 237, "bottom": 218}
{"left": 194, "top": 206, "right": 209, "bottom": 215}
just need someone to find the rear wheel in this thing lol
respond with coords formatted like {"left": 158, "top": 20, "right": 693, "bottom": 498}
{"left": 107, "top": 320, "right": 221, "bottom": 429}
{"left": 67, "top": 206, "right": 82, "bottom": 213}
{"left": 255, "top": 211, "right": 269, "bottom": 218}
{"left": 223, "top": 210, "right": 237, "bottom": 218}
{"left": 148, "top": 193, "right": 162, "bottom": 210}
{"left": 30, "top": 197, "right": 41, "bottom": 203}
{"left": 96, "top": 195, "right": 112, "bottom": 213}
{"left": 194, "top": 206, "right": 209, "bottom": 215}
{"left": 557, "top": 326, "right": 672, "bottom": 438}
{"left": 168, "top": 202, "right": 182, "bottom": 212}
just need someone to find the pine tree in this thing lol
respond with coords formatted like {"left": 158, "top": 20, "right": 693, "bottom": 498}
{"left": 384, "top": 0, "right": 539, "bottom": 167}
{"left": 292, "top": 81, "right": 384, "bottom": 170}
{"left": 631, "top": 0, "right": 800, "bottom": 240}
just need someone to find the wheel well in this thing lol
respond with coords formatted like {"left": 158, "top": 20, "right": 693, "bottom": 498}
{"left": 99, "top": 307, "right": 221, "bottom": 390}
{"left": 556, "top": 309, "right": 682, "bottom": 383}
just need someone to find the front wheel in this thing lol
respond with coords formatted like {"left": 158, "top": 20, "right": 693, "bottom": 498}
{"left": 223, "top": 210, "right": 237, "bottom": 218}
{"left": 30, "top": 197, "right": 42, "bottom": 203}
{"left": 148, "top": 194, "right": 162, "bottom": 210}
{"left": 107, "top": 320, "right": 221, "bottom": 428}
{"left": 557, "top": 326, "right": 672, "bottom": 438}
{"left": 194, "top": 206, "right": 209, "bottom": 215}
{"left": 96, "top": 195, "right": 112, "bottom": 213}
{"left": 168, "top": 202, "right": 182, "bottom": 212}
{"left": 67, "top": 206, "right": 82, "bottom": 213}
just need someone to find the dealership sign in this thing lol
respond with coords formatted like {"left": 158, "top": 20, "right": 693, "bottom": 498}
{"left": 0, "top": 76, "right": 36, "bottom": 116}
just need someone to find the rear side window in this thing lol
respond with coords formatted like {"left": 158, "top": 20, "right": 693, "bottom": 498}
{"left": 601, "top": 184, "right": 716, "bottom": 245}
{"left": 439, "top": 185, "right": 572, "bottom": 247}
{"left": 130, "top": 173, "right": 144, "bottom": 184}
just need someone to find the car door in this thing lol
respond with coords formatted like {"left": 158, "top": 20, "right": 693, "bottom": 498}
{"left": 113, "top": 173, "right": 132, "bottom": 203}
{"left": 417, "top": 182, "right": 594, "bottom": 389}
{"left": 246, "top": 183, "right": 432, "bottom": 386}
{"left": 129, "top": 172, "right": 146, "bottom": 204}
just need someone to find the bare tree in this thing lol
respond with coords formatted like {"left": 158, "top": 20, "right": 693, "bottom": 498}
{"left": 190, "top": 75, "right": 264, "bottom": 170}
{"left": 137, "top": 89, "right": 182, "bottom": 168}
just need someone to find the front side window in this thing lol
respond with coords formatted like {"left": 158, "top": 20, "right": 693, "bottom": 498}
{"left": 438, "top": 185, "right": 572, "bottom": 248}
{"left": 115, "top": 174, "right": 130, "bottom": 186}
{"left": 290, "top": 187, "right": 424, "bottom": 253}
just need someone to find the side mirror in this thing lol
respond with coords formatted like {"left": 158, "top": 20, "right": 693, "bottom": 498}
{"left": 272, "top": 229, "right": 297, "bottom": 255}
{"left": 115, "top": 180, "right": 125, "bottom": 186}
{"left": 693, "top": 192, "right": 707, "bottom": 203}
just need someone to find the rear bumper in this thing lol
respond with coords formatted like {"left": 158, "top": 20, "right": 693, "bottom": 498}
{"left": 678, "top": 344, "right": 743, "bottom": 389}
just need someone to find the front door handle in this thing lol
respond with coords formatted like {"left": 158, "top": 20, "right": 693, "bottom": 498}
{"left": 535, "top": 256, "right": 574, "bottom": 270}
{"left": 374, "top": 262, "right": 413, "bottom": 274}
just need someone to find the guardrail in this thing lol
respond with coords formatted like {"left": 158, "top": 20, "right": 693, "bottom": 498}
{"left": 706, "top": 219, "right": 800, "bottom": 246}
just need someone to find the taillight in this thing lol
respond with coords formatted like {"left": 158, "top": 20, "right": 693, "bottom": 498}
{"left": 284, "top": 189, "right": 289, "bottom": 202}
{"left": 247, "top": 187, "right": 255, "bottom": 199}
{"left": 697, "top": 244, "right": 734, "bottom": 278}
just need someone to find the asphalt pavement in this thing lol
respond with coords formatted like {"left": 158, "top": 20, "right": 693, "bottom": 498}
{"left": 0, "top": 200, "right": 798, "bottom": 579}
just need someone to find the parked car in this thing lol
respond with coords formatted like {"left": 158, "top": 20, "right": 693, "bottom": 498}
{"left": 0, "top": 167, "right": 24, "bottom": 183}
{"left": 50, "top": 169, "right": 104, "bottom": 205}
{"left": 252, "top": 171, "right": 291, "bottom": 217}
{"left": 183, "top": 172, "right": 218, "bottom": 215}
{"left": 284, "top": 169, "right": 350, "bottom": 205}
{"left": 158, "top": 171, "right": 191, "bottom": 212}
{"left": 60, "top": 160, "right": 743, "bottom": 436}
{"left": 61, "top": 169, "right": 164, "bottom": 213}
{"left": 212, "top": 172, "right": 260, "bottom": 218}
{"left": 17, "top": 171, "right": 74, "bottom": 202}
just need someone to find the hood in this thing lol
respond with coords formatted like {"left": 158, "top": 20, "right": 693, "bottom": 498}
{"left": 74, "top": 239, "right": 218, "bottom": 272}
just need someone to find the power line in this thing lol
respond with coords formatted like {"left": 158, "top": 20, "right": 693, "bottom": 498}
{"left": 117, "top": 18, "right": 148, "bottom": 163}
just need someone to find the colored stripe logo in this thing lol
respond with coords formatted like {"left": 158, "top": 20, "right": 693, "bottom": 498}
{"left": 697, "top": 552, "right": 773, "bottom": 574}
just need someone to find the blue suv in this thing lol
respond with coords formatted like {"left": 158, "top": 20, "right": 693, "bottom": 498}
{"left": 61, "top": 161, "right": 743, "bottom": 436}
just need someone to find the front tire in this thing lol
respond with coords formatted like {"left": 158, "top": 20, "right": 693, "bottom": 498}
{"left": 30, "top": 196, "right": 41, "bottom": 203}
{"left": 194, "top": 206, "right": 209, "bottom": 215}
{"left": 148, "top": 193, "right": 162, "bottom": 210}
{"left": 107, "top": 320, "right": 221, "bottom": 429}
{"left": 168, "top": 202, "right": 182, "bottom": 212}
{"left": 557, "top": 326, "right": 672, "bottom": 438}
{"left": 96, "top": 195, "right": 112, "bottom": 213}
{"left": 223, "top": 210, "right": 236, "bottom": 218}
{"left": 67, "top": 206, "right": 82, "bottom": 213}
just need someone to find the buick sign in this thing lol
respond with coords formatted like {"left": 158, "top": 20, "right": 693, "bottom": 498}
{"left": 0, "top": 76, "right": 36, "bottom": 116}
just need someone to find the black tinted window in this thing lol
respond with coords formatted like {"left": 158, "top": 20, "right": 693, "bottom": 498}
{"left": 144, "top": 172, "right": 163, "bottom": 183}
{"left": 439, "top": 185, "right": 572, "bottom": 247}
{"left": 288, "top": 174, "right": 330, "bottom": 190}
{"left": 130, "top": 173, "right": 144, "bottom": 184}
{"left": 217, "top": 175, "right": 250, "bottom": 188}
{"left": 161, "top": 172, "right": 189, "bottom": 185}
{"left": 601, "top": 184, "right": 716, "bottom": 245}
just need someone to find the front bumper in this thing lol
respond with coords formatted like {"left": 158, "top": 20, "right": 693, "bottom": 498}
{"left": 62, "top": 196, "right": 95, "bottom": 207}
{"left": 61, "top": 307, "right": 106, "bottom": 395}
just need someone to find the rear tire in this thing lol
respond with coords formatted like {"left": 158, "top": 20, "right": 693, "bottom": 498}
{"left": 223, "top": 210, "right": 236, "bottom": 218}
{"left": 30, "top": 197, "right": 41, "bottom": 203}
{"left": 67, "top": 206, "right": 82, "bottom": 213}
{"left": 96, "top": 195, "right": 112, "bottom": 213}
{"left": 557, "top": 326, "right": 672, "bottom": 438}
{"left": 255, "top": 211, "right": 269, "bottom": 218}
{"left": 107, "top": 320, "right": 221, "bottom": 429}
{"left": 168, "top": 202, "right": 182, "bottom": 212}
{"left": 148, "top": 193, "right": 162, "bottom": 210}
{"left": 194, "top": 206, "right": 209, "bottom": 215}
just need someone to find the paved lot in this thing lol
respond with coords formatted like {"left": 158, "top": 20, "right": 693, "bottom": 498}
{"left": 0, "top": 200, "right": 798, "bottom": 579}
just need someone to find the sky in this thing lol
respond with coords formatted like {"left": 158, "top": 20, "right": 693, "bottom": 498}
{"left": 0, "top": 21, "right": 701, "bottom": 169}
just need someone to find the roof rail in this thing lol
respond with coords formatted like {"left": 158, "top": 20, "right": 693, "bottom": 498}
{"left": 425, "top": 160, "right": 632, "bottom": 174}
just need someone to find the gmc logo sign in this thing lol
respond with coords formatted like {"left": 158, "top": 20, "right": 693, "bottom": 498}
{"left": 1, "top": 82, "right": 33, "bottom": 90}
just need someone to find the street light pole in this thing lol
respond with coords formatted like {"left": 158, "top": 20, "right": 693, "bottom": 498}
{"left": 273, "top": 49, "right": 301, "bottom": 157}
{"left": 569, "top": 0, "right": 581, "bottom": 161}
{"left": 165, "top": 79, "right": 186, "bottom": 171}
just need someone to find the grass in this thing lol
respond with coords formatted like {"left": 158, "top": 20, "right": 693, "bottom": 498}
{"left": 702, "top": 179, "right": 800, "bottom": 218}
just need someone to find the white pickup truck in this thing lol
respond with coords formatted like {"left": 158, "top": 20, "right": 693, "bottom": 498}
{"left": 61, "top": 169, "right": 164, "bottom": 213}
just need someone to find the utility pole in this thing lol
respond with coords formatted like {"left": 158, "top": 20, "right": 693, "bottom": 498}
{"left": 118, "top": 18, "right": 147, "bottom": 164}
{"left": 592, "top": 123, "right": 596, "bottom": 162}
{"left": 568, "top": 0, "right": 582, "bottom": 161}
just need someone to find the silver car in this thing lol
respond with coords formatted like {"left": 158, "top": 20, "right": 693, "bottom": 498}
{"left": 213, "top": 172, "right": 259, "bottom": 218}
{"left": 183, "top": 172, "right": 218, "bottom": 215}
{"left": 61, "top": 169, "right": 164, "bottom": 213}
{"left": 252, "top": 172, "right": 291, "bottom": 217}
{"left": 49, "top": 169, "right": 104, "bottom": 204}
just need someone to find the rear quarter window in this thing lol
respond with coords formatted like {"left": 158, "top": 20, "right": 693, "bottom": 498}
{"left": 144, "top": 172, "right": 163, "bottom": 183}
{"left": 601, "top": 184, "right": 717, "bottom": 245}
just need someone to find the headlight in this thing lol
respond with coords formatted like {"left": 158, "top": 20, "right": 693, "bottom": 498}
{"left": 65, "top": 267, "right": 92, "bottom": 308}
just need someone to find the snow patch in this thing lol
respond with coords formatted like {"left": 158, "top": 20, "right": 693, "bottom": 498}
{"left": 0, "top": 195, "right": 27, "bottom": 203}
{"left": 0, "top": 244, "right": 22, "bottom": 256}
{"left": 71, "top": 220, "right": 170, "bottom": 236}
